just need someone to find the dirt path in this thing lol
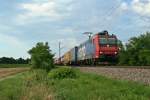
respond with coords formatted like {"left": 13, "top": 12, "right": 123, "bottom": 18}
{"left": 0, "top": 68, "right": 29, "bottom": 79}
{"left": 78, "top": 67, "right": 150, "bottom": 85}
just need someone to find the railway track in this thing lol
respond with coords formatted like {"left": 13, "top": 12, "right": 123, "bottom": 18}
{"left": 77, "top": 66, "right": 150, "bottom": 85}
{"left": 75, "top": 65, "right": 150, "bottom": 69}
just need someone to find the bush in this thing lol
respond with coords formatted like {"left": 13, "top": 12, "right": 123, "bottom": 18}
{"left": 48, "top": 67, "right": 77, "bottom": 79}
{"left": 28, "top": 42, "right": 55, "bottom": 71}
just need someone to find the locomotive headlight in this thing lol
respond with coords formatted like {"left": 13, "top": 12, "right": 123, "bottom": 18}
{"left": 115, "top": 52, "right": 117, "bottom": 54}
{"left": 100, "top": 51, "right": 103, "bottom": 54}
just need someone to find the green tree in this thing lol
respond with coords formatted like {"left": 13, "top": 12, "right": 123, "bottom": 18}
{"left": 139, "top": 50, "right": 150, "bottom": 65}
{"left": 119, "top": 32, "right": 150, "bottom": 66}
{"left": 28, "top": 42, "right": 55, "bottom": 71}
{"left": 0, "top": 57, "right": 29, "bottom": 64}
{"left": 117, "top": 40, "right": 127, "bottom": 65}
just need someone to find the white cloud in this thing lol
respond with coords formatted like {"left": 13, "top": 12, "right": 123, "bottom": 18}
{"left": 119, "top": 0, "right": 150, "bottom": 17}
{"left": 21, "top": 1, "right": 57, "bottom": 17}
{"left": 17, "top": 0, "right": 73, "bottom": 24}
{"left": 131, "top": 0, "right": 150, "bottom": 17}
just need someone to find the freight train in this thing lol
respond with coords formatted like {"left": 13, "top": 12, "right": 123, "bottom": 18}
{"left": 56, "top": 30, "right": 119, "bottom": 65}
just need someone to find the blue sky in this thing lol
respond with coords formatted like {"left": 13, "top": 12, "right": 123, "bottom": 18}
{"left": 0, "top": 0, "right": 150, "bottom": 58}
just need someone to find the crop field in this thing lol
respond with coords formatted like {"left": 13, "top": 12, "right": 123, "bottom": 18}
{"left": 0, "top": 68, "right": 29, "bottom": 79}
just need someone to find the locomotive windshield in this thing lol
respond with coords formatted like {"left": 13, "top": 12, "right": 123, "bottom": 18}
{"left": 100, "top": 38, "right": 107, "bottom": 44}
{"left": 100, "top": 38, "right": 117, "bottom": 45}
{"left": 108, "top": 38, "right": 117, "bottom": 45}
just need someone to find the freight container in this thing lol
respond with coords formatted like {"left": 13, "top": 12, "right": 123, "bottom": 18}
{"left": 78, "top": 39, "right": 95, "bottom": 61}
{"left": 63, "top": 50, "right": 72, "bottom": 64}
{"left": 70, "top": 47, "right": 78, "bottom": 64}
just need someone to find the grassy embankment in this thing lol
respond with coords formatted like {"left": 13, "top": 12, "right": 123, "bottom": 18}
{"left": 0, "top": 67, "right": 150, "bottom": 100}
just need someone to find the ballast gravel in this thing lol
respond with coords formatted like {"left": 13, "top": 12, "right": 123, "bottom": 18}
{"left": 78, "top": 67, "right": 150, "bottom": 85}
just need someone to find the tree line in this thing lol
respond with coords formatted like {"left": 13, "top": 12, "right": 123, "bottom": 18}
{"left": 0, "top": 57, "right": 30, "bottom": 64}
{"left": 118, "top": 32, "right": 150, "bottom": 66}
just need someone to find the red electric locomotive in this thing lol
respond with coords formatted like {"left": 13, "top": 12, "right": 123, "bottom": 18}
{"left": 59, "top": 30, "right": 119, "bottom": 65}
{"left": 92, "top": 30, "right": 119, "bottom": 64}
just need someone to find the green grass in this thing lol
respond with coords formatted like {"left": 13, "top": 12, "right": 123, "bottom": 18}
{"left": 51, "top": 71, "right": 150, "bottom": 100}
{"left": 0, "top": 70, "right": 53, "bottom": 100}
{"left": 0, "top": 73, "right": 26, "bottom": 100}
{"left": 0, "top": 64, "right": 30, "bottom": 68}
{"left": 0, "top": 68, "right": 150, "bottom": 100}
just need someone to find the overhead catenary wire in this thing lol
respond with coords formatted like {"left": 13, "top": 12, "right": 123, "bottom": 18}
{"left": 100, "top": 2, "right": 123, "bottom": 28}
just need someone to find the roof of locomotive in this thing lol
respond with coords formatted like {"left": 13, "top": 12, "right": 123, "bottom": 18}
{"left": 95, "top": 30, "right": 117, "bottom": 38}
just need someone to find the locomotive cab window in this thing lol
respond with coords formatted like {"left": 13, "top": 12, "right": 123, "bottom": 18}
{"left": 100, "top": 38, "right": 117, "bottom": 45}
{"left": 108, "top": 38, "right": 117, "bottom": 45}
{"left": 100, "top": 38, "right": 107, "bottom": 44}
